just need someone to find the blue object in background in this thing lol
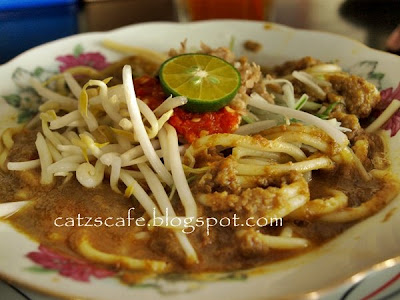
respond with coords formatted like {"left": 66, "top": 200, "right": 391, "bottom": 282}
{"left": 0, "top": 4, "right": 79, "bottom": 64}
{"left": 0, "top": 0, "right": 77, "bottom": 11}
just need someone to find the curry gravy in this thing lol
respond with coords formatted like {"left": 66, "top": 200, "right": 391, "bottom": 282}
{"left": 0, "top": 129, "right": 398, "bottom": 283}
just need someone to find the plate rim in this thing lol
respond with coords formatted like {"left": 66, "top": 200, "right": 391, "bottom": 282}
{"left": 3, "top": 20, "right": 400, "bottom": 69}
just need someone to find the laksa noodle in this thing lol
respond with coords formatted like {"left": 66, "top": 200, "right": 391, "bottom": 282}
{"left": 1, "top": 40, "right": 400, "bottom": 282}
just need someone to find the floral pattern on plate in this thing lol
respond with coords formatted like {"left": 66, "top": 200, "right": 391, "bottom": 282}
{"left": 1, "top": 45, "right": 109, "bottom": 124}
{"left": 26, "top": 245, "right": 115, "bottom": 282}
{"left": 346, "top": 60, "right": 385, "bottom": 90}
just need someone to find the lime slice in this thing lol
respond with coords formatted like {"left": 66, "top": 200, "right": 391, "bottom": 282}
{"left": 159, "top": 53, "right": 241, "bottom": 112}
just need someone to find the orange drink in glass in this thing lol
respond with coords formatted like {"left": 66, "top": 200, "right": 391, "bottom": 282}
{"left": 175, "top": 0, "right": 274, "bottom": 22}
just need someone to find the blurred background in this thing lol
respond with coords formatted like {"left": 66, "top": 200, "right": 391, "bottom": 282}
{"left": 0, "top": 0, "right": 399, "bottom": 64}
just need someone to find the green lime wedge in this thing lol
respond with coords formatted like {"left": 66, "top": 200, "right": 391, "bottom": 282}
{"left": 159, "top": 53, "right": 241, "bottom": 112}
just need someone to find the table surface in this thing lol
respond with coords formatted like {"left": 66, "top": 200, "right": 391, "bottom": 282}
{"left": 0, "top": 0, "right": 399, "bottom": 64}
{"left": 0, "top": 0, "right": 400, "bottom": 299}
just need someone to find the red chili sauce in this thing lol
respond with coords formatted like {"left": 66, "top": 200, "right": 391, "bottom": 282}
{"left": 134, "top": 75, "right": 240, "bottom": 143}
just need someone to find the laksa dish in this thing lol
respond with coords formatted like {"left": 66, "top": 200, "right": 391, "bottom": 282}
{"left": 0, "top": 40, "right": 399, "bottom": 283}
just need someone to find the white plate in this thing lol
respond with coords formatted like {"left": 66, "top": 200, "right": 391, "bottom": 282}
{"left": 0, "top": 20, "right": 399, "bottom": 300}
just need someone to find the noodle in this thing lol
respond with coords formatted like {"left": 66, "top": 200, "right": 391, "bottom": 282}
{"left": 237, "top": 229, "right": 310, "bottom": 250}
{"left": 153, "top": 96, "right": 187, "bottom": 117}
{"left": 366, "top": 100, "right": 400, "bottom": 133}
{"left": 288, "top": 188, "right": 348, "bottom": 220}
{"left": 102, "top": 39, "right": 168, "bottom": 65}
{"left": 63, "top": 72, "right": 82, "bottom": 99}
{"left": 76, "top": 160, "right": 105, "bottom": 188}
{"left": 7, "top": 159, "right": 41, "bottom": 171}
{"left": 165, "top": 123, "right": 198, "bottom": 219}
{"left": 73, "top": 232, "right": 167, "bottom": 272}
{"left": 292, "top": 71, "right": 326, "bottom": 98}
{"left": 35, "top": 132, "right": 54, "bottom": 185}
{"left": 235, "top": 157, "right": 334, "bottom": 175}
{"left": 46, "top": 138, "right": 63, "bottom": 162}
{"left": 138, "top": 163, "right": 199, "bottom": 263}
{"left": 31, "top": 78, "right": 78, "bottom": 108}
{"left": 50, "top": 111, "right": 83, "bottom": 130}
{"left": 120, "top": 140, "right": 160, "bottom": 166}
{"left": 235, "top": 120, "right": 277, "bottom": 135}
{"left": 249, "top": 93, "right": 349, "bottom": 147}
{"left": 119, "top": 169, "right": 162, "bottom": 217}
{"left": 0, "top": 201, "right": 31, "bottom": 218}
{"left": 186, "top": 133, "right": 307, "bottom": 162}
{"left": 122, "top": 65, "right": 173, "bottom": 186}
